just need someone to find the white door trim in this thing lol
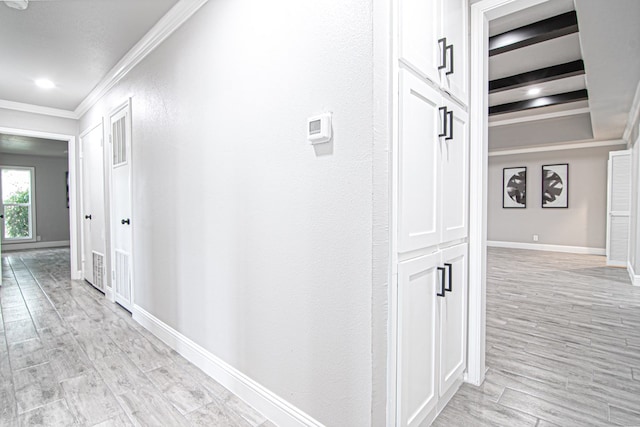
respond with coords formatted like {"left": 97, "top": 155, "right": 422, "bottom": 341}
{"left": 0, "top": 126, "right": 79, "bottom": 279}
{"left": 467, "top": 0, "right": 551, "bottom": 386}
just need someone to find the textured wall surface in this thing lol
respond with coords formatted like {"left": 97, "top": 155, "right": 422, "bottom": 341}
{"left": 80, "top": 0, "right": 375, "bottom": 424}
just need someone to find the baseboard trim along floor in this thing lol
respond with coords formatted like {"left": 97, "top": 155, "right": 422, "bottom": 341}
{"left": 132, "top": 305, "right": 323, "bottom": 427}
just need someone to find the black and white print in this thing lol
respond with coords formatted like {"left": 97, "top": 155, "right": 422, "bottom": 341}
{"left": 503, "top": 167, "right": 526, "bottom": 208}
{"left": 542, "top": 163, "right": 568, "bottom": 208}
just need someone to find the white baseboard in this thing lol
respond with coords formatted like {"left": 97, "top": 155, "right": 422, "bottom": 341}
{"left": 2, "top": 240, "right": 70, "bottom": 251}
{"left": 487, "top": 241, "right": 606, "bottom": 255}
{"left": 627, "top": 262, "right": 640, "bottom": 286}
{"left": 132, "top": 305, "right": 323, "bottom": 427}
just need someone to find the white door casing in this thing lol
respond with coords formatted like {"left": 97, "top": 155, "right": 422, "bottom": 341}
{"left": 110, "top": 100, "right": 133, "bottom": 311}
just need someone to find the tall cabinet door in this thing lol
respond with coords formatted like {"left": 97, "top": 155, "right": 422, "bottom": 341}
{"left": 439, "top": 244, "right": 467, "bottom": 398}
{"left": 398, "top": 0, "right": 441, "bottom": 83}
{"left": 397, "top": 251, "right": 441, "bottom": 427}
{"left": 440, "top": 101, "right": 468, "bottom": 243}
{"left": 441, "top": 0, "right": 468, "bottom": 103}
{"left": 398, "top": 70, "right": 442, "bottom": 253}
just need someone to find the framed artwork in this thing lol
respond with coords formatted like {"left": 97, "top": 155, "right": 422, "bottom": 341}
{"left": 542, "top": 163, "right": 568, "bottom": 208}
{"left": 503, "top": 166, "right": 526, "bottom": 208}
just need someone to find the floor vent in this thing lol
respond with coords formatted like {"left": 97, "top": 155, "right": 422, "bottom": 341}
{"left": 93, "top": 252, "right": 105, "bottom": 291}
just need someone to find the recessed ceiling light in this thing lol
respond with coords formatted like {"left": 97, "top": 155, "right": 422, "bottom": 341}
{"left": 35, "top": 79, "right": 55, "bottom": 89}
{"left": 527, "top": 87, "right": 541, "bottom": 96}
{"left": 4, "top": 0, "right": 28, "bottom": 10}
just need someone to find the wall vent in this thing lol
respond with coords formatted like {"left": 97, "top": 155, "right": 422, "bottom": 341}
{"left": 112, "top": 116, "right": 127, "bottom": 166}
{"left": 92, "top": 252, "right": 105, "bottom": 291}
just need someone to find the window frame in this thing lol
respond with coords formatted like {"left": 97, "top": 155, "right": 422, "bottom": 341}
{"left": 1, "top": 165, "right": 37, "bottom": 243}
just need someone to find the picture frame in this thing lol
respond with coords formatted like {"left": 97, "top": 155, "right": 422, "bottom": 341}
{"left": 542, "top": 163, "right": 568, "bottom": 208}
{"left": 503, "top": 166, "right": 527, "bottom": 208}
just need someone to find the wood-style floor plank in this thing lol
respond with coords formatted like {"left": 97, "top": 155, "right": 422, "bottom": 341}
{"left": 434, "top": 247, "right": 640, "bottom": 426}
{"left": 0, "top": 249, "right": 270, "bottom": 426}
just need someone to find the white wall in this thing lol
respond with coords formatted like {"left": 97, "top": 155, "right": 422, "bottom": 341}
{"left": 80, "top": 0, "right": 377, "bottom": 424}
{"left": 488, "top": 145, "right": 624, "bottom": 250}
{"left": 1, "top": 154, "right": 70, "bottom": 244}
{"left": 0, "top": 108, "right": 77, "bottom": 136}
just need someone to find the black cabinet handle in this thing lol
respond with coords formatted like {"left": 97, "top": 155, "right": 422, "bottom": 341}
{"left": 446, "top": 44, "right": 454, "bottom": 75}
{"left": 438, "top": 107, "right": 448, "bottom": 138}
{"left": 446, "top": 110, "right": 454, "bottom": 141}
{"left": 437, "top": 267, "right": 446, "bottom": 297}
{"left": 438, "top": 38, "right": 447, "bottom": 70}
{"left": 439, "top": 107, "right": 454, "bottom": 141}
{"left": 85, "top": 214, "right": 92, "bottom": 220}
{"left": 444, "top": 263, "right": 453, "bottom": 292}
{"left": 121, "top": 218, "right": 130, "bottom": 225}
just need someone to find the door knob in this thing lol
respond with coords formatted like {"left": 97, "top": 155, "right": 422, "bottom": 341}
{"left": 121, "top": 218, "right": 130, "bottom": 225}
{"left": 85, "top": 214, "right": 92, "bottom": 220}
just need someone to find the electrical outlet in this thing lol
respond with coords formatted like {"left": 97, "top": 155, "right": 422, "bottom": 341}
{"left": 533, "top": 234, "right": 539, "bottom": 242}
{"left": 36, "top": 235, "right": 42, "bottom": 241}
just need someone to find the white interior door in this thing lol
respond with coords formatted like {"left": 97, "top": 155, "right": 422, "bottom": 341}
{"left": 110, "top": 102, "right": 133, "bottom": 311}
{"left": 607, "top": 150, "right": 631, "bottom": 267}
{"left": 81, "top": 124, "right": 106, "bottom": 290}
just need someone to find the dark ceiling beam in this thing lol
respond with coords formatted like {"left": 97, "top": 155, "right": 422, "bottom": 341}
{"left": 489, "top": 60, "right": 585, "bottom": 93}
{"left": 489, "top": 11, "right": 578, "bottom": 57}
{"left": 489, "top": 89, "right": 588, "bottom": 115}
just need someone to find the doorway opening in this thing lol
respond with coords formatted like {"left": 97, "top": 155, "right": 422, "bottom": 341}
{"left": 0, "top": 127, "right": 78, "bottom": 280}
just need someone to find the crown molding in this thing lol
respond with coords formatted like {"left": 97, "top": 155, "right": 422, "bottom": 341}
{"left": 0, "top": 99, "right": 77, "bottom": 119}
{"left": 488, "top": 139, "right": 625, "bottom": 157}
{"left": 623, "top": 79, "right": 640, "bottom": 143}
{"left": 74, "top": 0, "right": 209, "bottom": 118}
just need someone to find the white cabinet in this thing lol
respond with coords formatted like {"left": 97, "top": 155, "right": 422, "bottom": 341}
{"left": 394, "top": 0, "right": 469, "bottom": 424}
{"left": 397, "top": 251, "right": 440, "bottom": 427}
{"left": 399, "top": 0, "right": 468, "bottom": 103}
{"left": 441, "top": 100, "right": 469, "bottom": 243}
{"left": 398, "top": 70, "right": 469, "bottom": 254}
{"left": 397, "top": 244, "right": 468, "bottom": 426}
{"left": 438, "top": 244, "right": 467, "bottom": 399}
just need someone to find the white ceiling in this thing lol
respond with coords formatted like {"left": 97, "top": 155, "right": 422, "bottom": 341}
{"left": 0, "top": 0, "right": 178, "bottom": 111}
{"left": 489, "top": 0, "right": 640, "bottom": 151}
{"left": 0, "top": 133, "right": 68, "bottom": 157}
{"left": 0, "top": 0, "right": 638, "bottom": 152}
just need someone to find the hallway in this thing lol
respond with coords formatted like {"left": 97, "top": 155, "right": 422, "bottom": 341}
{"left": 0, "top": 249, "right": 272, "bottom": 426}
{"left": 435, "top": 248, "right": 640, "bottom": 426}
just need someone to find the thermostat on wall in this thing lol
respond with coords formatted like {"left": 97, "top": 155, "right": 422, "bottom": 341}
{"left": 307, "top": 113, "right": 332, "bottom": 144}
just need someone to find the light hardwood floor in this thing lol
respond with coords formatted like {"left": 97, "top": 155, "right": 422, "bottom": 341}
{"left": 1, "top": 249, "right": 273, "bottom": 426}
{"left": 434, "top": 247, "right": 640, "bottom": 427}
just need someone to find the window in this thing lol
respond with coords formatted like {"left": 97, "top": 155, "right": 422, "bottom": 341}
{"left": 1, "top": 167, "right": 35, "bottom": 242}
